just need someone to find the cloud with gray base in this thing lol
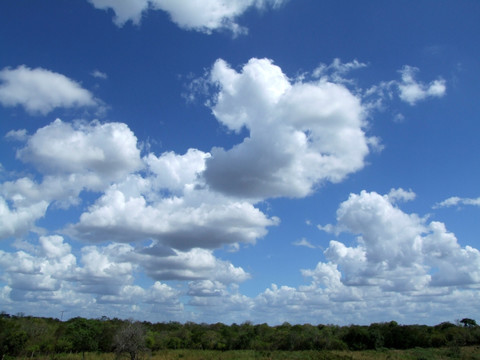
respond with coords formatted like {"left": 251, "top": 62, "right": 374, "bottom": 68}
{"left": 203, "top": 58, "right": 375, "bottom": 199}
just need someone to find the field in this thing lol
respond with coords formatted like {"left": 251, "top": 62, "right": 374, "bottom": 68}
{"left": 27, "top": 347, "right": 480, "bottom": 360}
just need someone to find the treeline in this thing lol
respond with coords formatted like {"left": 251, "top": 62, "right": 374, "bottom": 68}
{"left": 1, "top": 312, "right": 480, "bottom": 358}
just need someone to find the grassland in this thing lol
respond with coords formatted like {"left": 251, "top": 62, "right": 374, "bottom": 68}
{"left": 26, "top": 346, "right": 480, "bottom": 360}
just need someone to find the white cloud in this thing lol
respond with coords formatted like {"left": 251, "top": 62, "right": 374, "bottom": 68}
{"left": 17, "top": 119, "right": 142, "bottom": 181}
{"left": 362, "top": 65, "right": 446, "bottom": 111}
{"left": 398, "top": 66, "right": 446, "bottom": 105}
{"left": 144, "top": 148, "right": 210, "bottom": 193}
{"left": 132, "top": 244, "right": 251, "bottom": 284}
{"left": 97, "top": 282, "right": 182, "bottom": 314}
{"left": 69, "top": 185, "right": 278, "bottom": 250}
{"left": 151, "top": 0, "right": 252, "bottom": 35}
{"left": 0, "top": 196, "right": 48, "bottom": 239}
{"left": 387, "top": 187, "right": 416, "bottom": 203}
{"left": 434, "top": 195, "right": 480, "bottom": 208}
{"left": 88, "top": 0, "right": 288, "bottom": 35}
{"left": 88, "top": 0, "right": 150, "bottom": 26}
{"left": 0, "top": 66, "right": 97, "bottom": 115}
{"left": 318, "top": 189, "right": 480, "bottom": 290}
{"left": 188, "top": 280, "right": 227, "bottom": 297}
{"left": 1, "top": 119, "right": 143, "bottom": 204}
{"left": 203, "top": 58, "right": 373, "bottom": 199}
{"left": 187, "top": 283, "right": 254, "bottom": 323}
{"left": 74, "top": 243, "right": 136, "bottom": 295}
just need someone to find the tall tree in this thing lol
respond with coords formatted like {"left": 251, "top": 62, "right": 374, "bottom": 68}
{"left": 113, "top": 321, "right": 147, "bottom": 360}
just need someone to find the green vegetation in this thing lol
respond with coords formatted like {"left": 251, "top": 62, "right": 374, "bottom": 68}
{"left": 1, "top": 313, "right": 480, "bottom": 359}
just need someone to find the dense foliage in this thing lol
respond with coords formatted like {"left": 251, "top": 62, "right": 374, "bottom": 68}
{"left": 1, "top": 312, "right": 479, "bottom": 358}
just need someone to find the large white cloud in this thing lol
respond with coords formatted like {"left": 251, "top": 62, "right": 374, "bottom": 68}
{"left": 17, "top": 119, "right": 143, "bottom": 181}
{"left": 0, "top": 119, "right": 143, "bottom": 205}
{"left": 88, "top": 0, "right": 288, "bottom": 35}
{"left": 68, "top": 174, "right": 278, "bottom": 250}
{"left": 0, "top": 66, "right": 97, "bottom": 115}
{"left": 319, "top": 189, "right": 480, "bottom": 290}
{"left": 203, "top": 58, "right": 373, "bottom": 199}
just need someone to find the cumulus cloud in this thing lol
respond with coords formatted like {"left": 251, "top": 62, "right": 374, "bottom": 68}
{"left": 0, "top": 235, "right": 234, "bottom": 319}
{"left": 397, "top": 66, "right": 446, "bottom": 105}
{"left": 318, "top": 189, "right": 480, "bottom": 290}
{"left": 69, "top": 184, "right": 278, "bottom": 250}
{"left": 1, "top": 119, "right": 142, "bottom": 204}
{"left": 136, "top": 247, "right": 250, "bottom": 283}
{"left": 0, "top": 196, "right": 48, "bottom": 239}
{"left": 249, "top": 189, "right": 480, "bottom": 324}
{"left": 387, "top": 187, "right": 416, "bottom": 203}
{"left": 89, "top": 0, "right": 288, "bottom": 35}
{"left": 63, "top": 137, "right": 278, "bottom": 251}
{"left": 0, "top": 66, "right": 97, "bottom": 115}
{"left": 0, "top": 119, "right": 143, "bottom": 238}
{"left": 74, "top": 243, "right": 136, "bottom": 295}
{"left": 185, "top": 280, "right": 254, "bottom": 323}
{"left": 188, "top": 280, "right": 227, "bottom": 297}
{"left": 88, "top": 0, "right": 150, "bottom": 26}
{"left": 17, "top": 119, "right": 142, "bottom": 180}
{"left": 0, "top": 236, "right": 76, "bottom": 297}
{"left": 203, "top": 58, "right": 373, "bottom": 199}
{"left": 144, "top": 148, "right": 210, "bottom": 194}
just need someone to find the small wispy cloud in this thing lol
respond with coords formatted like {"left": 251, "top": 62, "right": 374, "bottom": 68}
{"left": 292, "top": 238, "right": 316, "bottom": 249}
{"left": 91, "top": 70, "right": 107, "bottom": 79}
{"left": 397, "top": 66, "right": 446, "bottom": 105}
{"left": 434, "top": 196, "right": 480, "bottom": 209}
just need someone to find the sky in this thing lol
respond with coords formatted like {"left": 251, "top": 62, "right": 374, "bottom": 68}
{"left": 0, "top": 0, "right": 480, "bottom": 326}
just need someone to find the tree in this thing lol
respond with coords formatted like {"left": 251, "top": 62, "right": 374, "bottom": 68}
{"left": 460, "top": 318, "right": 477, "bottom": 328}
{"left": 0, "top": 317, "right": 28, "bottom": 358}
{"left": 64, "top": 317, "right": 101, "bottom": 360}
{"left": 113, "top": 321, "right": 147, "bottom": 360}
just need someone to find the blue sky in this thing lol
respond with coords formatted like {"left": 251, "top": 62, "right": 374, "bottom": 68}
{"left": 1, "top": 0, "right": 480, "bottom": 325}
